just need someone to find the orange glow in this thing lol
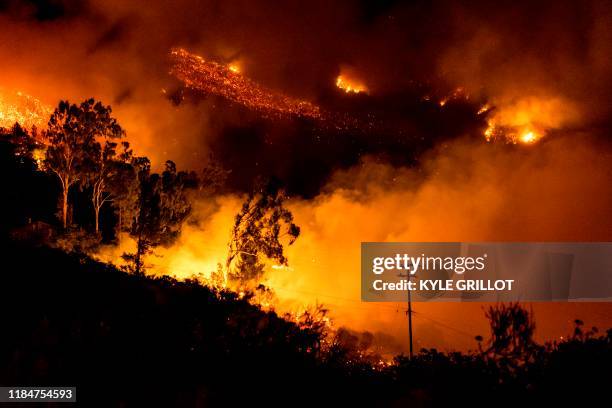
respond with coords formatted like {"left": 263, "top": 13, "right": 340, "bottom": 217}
{"left": 335, "top": 74, "right": 367, "bottom": 94}
{"left": 228, "top": 63, "right": 241, "bottom": 74}
{"left": 477, "top": 104, "right": 491, "bottom": 115}
{"left": 484, "top": 121, "right": 543, "bottom": 145}
{"left": 438, "top": 87, "right": 468, "bottom": 107}
{"left": 482, "top": 96, "right": 577, "bottom": 144}
{"left": 31, "top": 147, "right": 46, "bottom": 167}
{"left": 0, "top": 89, "right": 52, "bottom": 130}
{"left": 519, "top": 130, "right": 537, "bottom": 144}
{"left": 93, "top": 136, "right": 612, "bottom": 353}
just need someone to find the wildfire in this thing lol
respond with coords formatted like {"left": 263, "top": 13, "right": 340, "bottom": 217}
{"left": 336, "top": 75, "right": 367, "bottom": 94}
{"left": 0, "top": 89, "right": 52, "bottom": 130}
{"left": 439, "top": 87, "right": 468, "bottom": 107}
{"left": 477, "top": 104, "right": 491, "bottom": 115}
{"left": 484, "top": 120, "right": 544, "bottom": 145}
{"left": 481, "top": 96, "right": 577, "bottom": 145}
{"left": 519, "top": 130, "right": 537, "bottom": 144}
{"left": 32, "top": 147, "right": 46, "bottom": 166}
{"left": 228, "top": 63, "right": 241, "bottom": 74}
{"left": 169, "top": 48, "right": 322, "bottom": 120}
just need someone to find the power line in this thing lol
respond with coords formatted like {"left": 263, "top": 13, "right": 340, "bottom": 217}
{"left": 143, "top": 262, "right": 480, "bottom": 341}
{"left": 411, "top": 311, "right": 476, "bottom": 339}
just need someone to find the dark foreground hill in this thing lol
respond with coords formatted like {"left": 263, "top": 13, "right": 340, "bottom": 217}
{"left": 0, "top": 242, "right": 378, "bottom": 407}
{"left": 0, "top": 241, "right": 610, "bottom": 407}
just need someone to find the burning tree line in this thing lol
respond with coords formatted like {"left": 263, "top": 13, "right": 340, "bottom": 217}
{"left": 170, "top": 48, "right": 322, "bottom": 120}
{"left": 1, "top": 98, "right": 299, "bottom": 283}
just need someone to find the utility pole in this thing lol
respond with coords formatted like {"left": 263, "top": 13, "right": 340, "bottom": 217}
{"left": 407, "top": 279, "right": 413, "bottom": 359}
{"left": 399, "top": 272, "right": 414, "bottom": 359}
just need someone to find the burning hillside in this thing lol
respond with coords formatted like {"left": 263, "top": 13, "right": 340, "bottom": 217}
{"left": 170, "top": 48, "right": 322, "bottom": 120}
{"left": 480, "top": 97, "right": 580, "bottom": 145}
{"left": 335, "top": 68, "right": 368, "bottom": 94}
{"left": 0, "top": 89, "right": 52, "bottom": 130}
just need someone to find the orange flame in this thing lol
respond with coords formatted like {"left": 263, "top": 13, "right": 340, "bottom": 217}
{"left": 336, "top": 75, "right": 367, "bottom": 94}
{"left": 439, "top": 87, "right": 468, "bottom": 107}
{"left": 0, "top": 89, "right": 52, "bottom": 130}
{"left": 481, "top": 96, "right": 578, "bottom": 145}
{"left": 228, "top": 63, "right": 241, "bottom": 74}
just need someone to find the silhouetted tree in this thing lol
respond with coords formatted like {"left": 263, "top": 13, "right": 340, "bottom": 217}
{"left": 485, "top": 303, "right": 536, "bottom": 355}
{"left": 43, "top": 99, "right": 123, "bottom": 228}
{"left": 4, "top": 123, "right": 39, "bottom": 160}
{"left": 0, "top": 125, "right": 56, "bottom": 235}
{"left": 122, "top": 160, "right": 193, "bottom": 274}
{"left": 159, "top": 161, "right": 195, "bottom": 239}
{"left": 111, "top": 155, "right": 140, "bottom": 247}
{"left": 483, "top": 302, "right": 541, "bottom": 378}
{"left": 199, "top": 153, "right": 231, "bottom": 197}
{"left": 121, "top": 157, "right": 152, "bottom": 274}
{"left": 226, "top": 180, "right": 300, "bottom": 286}
{"left": 85, "top": 141, "right": 132, "bottom": 233}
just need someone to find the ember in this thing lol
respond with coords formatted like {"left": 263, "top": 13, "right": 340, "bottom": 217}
{"left": 170, "top": 48, "right": 322, "bottom": 120}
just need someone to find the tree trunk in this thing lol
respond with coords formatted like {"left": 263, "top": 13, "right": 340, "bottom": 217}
{"left": 134, "top": 231, "right": 144, "bottom": 275}
{"left": 134, "top": 249, "right": 141, "bottom": 274}
{"left": 62, "top": 187, "right": 68, "bottom": 229}
{"left": 118, "top": 208, "right": 122, "bottom": 249}
{"left": 224, "top": 251, "right": 235, "bottom": 288}
{"left": 94, "top": 204, "right": 100, "bottom": 233}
